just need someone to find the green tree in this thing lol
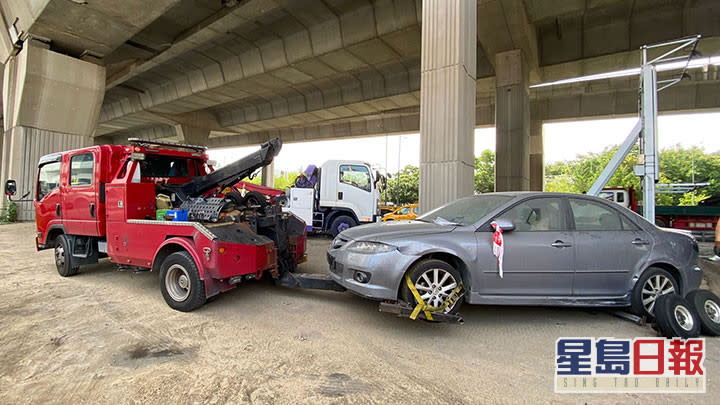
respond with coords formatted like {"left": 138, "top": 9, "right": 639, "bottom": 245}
{"left": 658, "top": 146, "right": 720, "bottom": 205}
{"left": 474, "top": 149, "right": 495, "bottom": 193}
{"left": 384, "top": 165, "right": 419, "bottom": 205}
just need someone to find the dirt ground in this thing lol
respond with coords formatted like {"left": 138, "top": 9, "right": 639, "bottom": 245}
{"left": 1, "top": 221, "right": 719, "bottom": 404}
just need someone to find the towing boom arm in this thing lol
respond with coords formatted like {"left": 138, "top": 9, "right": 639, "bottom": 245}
{"left": 172, "top": 138, "right": 282, "bottom": 200}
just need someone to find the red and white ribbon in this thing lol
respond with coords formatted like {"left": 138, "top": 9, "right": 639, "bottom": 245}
{"left": 490, "top": 221, "right": 504, "bottom": 278}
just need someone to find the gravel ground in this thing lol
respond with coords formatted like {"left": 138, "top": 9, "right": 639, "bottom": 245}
{"left": 0, "top": 221, "right": 719, "bottom": 404}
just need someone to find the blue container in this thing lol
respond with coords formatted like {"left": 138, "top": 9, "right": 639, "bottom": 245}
{"left": 166, "top": 209, "right": 189, "bottom": 221}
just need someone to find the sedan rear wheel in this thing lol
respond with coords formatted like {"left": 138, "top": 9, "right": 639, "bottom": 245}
{"left": 401, "top": 259, "right": 463, "bottom": 315}
{"left": 631, "top": 267, "right": 678, "bottom": 320}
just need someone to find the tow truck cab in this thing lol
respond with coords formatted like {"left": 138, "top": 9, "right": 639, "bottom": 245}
{"left": 24, "top": 139, "right": 306, "bottom": 311}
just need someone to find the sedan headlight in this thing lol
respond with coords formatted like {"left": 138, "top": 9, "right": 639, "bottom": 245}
{"left": 347, "top": 241, "right": 396, "bottom": 254}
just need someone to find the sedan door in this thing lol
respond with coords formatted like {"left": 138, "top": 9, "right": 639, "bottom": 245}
{"left": 569, "top": 198, "right": 652, "bottom": 297}
{"left": 477, "top": 197, "right": 574, "bottom": 297}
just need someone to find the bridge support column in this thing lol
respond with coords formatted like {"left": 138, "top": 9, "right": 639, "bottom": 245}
{"left": 261, "top": 161, "right": 274, "bottom": 188}
{"left": 529, "top": 119, "right": 544, "bottom": 191}
{"left": 495, "top": 49, "right": 530, "bottom": 191}
{"left": 1, "top": 42, "right": 104, "bottom": 220}
{"left": 418, "top": 0, "right": 476, "bottom": 213}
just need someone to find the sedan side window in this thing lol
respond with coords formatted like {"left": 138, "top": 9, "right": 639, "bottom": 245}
{"left": 502, "top": 198, "right": 564, "bottom": 232}
{"left": 570, "top": 199, "right": 624, "bottom": 231}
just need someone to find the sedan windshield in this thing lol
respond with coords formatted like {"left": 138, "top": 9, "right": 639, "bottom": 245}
{"left": 416, "top": 195, "right": 513, "bottom": 226}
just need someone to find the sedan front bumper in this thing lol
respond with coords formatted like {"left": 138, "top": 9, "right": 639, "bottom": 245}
{"left": 327, "top": 246, "right": 415, "bottom": 301}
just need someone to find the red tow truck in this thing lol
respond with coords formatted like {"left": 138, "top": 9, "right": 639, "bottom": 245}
{"left": 5, "top": 138, "right": 315, "bottom": 311}
{"left": 601, "top": 187, "right": 720, "bottom": 240}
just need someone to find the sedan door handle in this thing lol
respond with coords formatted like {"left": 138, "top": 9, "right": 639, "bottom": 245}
{"left": 632, "top": 238, "right": 650, "bottom": 245}
{"left": 551, "top": 240, "right": 572, "bottom": 248}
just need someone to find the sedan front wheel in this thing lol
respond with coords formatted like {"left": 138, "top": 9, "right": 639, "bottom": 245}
{"left": 401, "top": 259, "right": 463, "bottom": 315}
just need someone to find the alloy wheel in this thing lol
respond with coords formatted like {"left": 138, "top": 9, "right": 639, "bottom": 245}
{"left": 641, "top": 274, "right": 675, "bottom": 315}
{"left": 414, "top": 268, "right": 458, "bottom": 312}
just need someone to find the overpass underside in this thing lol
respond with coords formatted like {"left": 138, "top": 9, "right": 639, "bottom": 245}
{"left": 2, "top": 0, "right": 720, "bottom": 218}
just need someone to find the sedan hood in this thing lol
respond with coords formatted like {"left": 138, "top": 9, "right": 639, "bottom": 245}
{"left": 340, "top": 220, "right": 455, "bottom": 242}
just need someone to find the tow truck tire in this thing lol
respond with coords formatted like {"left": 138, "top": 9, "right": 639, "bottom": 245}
{"left": 159, "top": 251, "right": 206, "bottom": 312}
{"left": 243, "top": 191, "right": 268, "bottom": 208}
{"left": 654, "top": 294, "right": 701, "bottom": 338}
{"left": 401, "top": 259, "right": 463, "bottom": 316}
{"left": 225, "top": 191, "right": 244, "bottom": 208}
{"left": 54, "top": 234, "right": 79, "bottom": 277}
{"left": 630, "top": 267, "right": 678, "bottom": 321}
{"left": 329, "top": 215, "right": 356, "bottom": 237}
{"left": 686, "top": 289, "right": 720, "bottom": 336}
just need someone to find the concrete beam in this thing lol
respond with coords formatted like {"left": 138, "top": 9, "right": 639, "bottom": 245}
{"left": 98, "top": 1, "right": 422, "bottom": 135}
{"left": 174, "top": 124, "right": 209, "bottom": 145}
{"left": 3, "top": 43, "right": 105, "bottom": 135}
{"left": 476, "top": 0, "right": 540, "bottom": 81}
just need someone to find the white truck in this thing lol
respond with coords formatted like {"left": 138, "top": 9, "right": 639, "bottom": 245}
{"left": 284, "top": 160, "right": 383, "bottom": 236}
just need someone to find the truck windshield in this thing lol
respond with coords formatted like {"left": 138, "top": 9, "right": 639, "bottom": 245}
{"left": 140, "top": 155, "right": 191, "bottom": 178}
{"left": 416, "top": 195, "right": 513, "bottom": 226}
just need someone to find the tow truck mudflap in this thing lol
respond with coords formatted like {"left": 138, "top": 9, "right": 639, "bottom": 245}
{"left": 275, "top": 271, "right": 347, "bottom": 292}
{"left": 378, "top": 301, "right": 465, "bottom": 324}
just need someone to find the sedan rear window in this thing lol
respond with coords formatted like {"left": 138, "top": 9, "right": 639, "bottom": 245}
{"left": 417, "top": 195, "right": 513, "bottom": 226}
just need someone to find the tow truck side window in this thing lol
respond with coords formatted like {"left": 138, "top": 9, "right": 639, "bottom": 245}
{"left": 70, "top": 153, "right": 94, "bottom": 186}
{"left": 339, "top": 165, "right": 371, "bottom": 192}
{"left": 37, "top": 161, "right": 61, "bottom": 201}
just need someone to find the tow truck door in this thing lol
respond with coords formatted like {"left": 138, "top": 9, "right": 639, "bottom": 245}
{"left": 62, "top": 149, "right": 100, "bottom": 236}
{"left": 336, "top": 164, "right": 375, "bottom": 223}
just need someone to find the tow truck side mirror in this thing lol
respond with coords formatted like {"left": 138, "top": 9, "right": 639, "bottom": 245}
{"left": 5, "top": 180, "right": 16, "bottom": 197}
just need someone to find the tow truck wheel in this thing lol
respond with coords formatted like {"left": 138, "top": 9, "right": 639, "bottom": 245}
{"left": 54, "top": 234, "right": 79, "bottom": 277}
{"left": 159, "top": 251, "right": 206, "bottom": 312}
{"left": 243, "top": 191, "right": 268, "bottom": 208}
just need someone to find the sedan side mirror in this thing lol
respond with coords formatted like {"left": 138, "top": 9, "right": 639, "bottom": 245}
{"left": 492, "top": 218, "right": 515, "bottom": 232}
{"left": 5, "top": 180, "right": 16, "bottom": 197}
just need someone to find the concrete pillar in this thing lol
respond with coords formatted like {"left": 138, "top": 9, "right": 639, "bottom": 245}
{"left": 1, "top": 42, "right": 105, "bottom": 220}
{"left": 174, "top": 124, "right": 209, "bottom": 146}
{"left": 529, "top": 119, "right": 544, "bottom": 191}
{"left": 495, "top": 49, "right": 530, "bottom": 191}
{"left": 261, "top": 161, "right": 274, "bottom": 188}
{"left": 418, "top": 0, "right": 476, "bottom": 213}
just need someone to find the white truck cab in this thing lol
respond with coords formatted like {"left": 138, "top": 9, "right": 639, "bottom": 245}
{"left": 285, "top": 160, "right": 381, "bottom": 236}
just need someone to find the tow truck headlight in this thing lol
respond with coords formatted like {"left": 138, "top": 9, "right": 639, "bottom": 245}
{"left": 347, "top": 241, "right": 396, "bottom": 254}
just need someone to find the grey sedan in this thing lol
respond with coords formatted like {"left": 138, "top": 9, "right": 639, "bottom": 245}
{"left": 327, "top": 192, "right": 702, "bottom": 319}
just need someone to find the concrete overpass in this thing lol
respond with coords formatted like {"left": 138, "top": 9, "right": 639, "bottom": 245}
{"left": 2, "top": 0, "right": 720, "bottom": 219}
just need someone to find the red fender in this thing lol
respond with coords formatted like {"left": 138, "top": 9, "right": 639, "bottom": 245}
{"left": 154, "top": 237, "right": 228, "bottom": 298}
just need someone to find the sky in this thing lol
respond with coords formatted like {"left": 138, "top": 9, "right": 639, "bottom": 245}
{"left": 208, "top": 112, "right": 720, "bottom": 175}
